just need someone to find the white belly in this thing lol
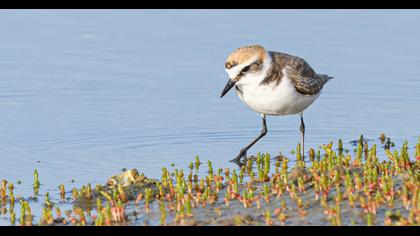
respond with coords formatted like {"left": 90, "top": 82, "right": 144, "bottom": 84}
{"left": 236, "top": 77, "right": 319, "bottom": 116}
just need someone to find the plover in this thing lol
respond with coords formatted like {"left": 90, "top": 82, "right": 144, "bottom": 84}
{"left": 220, "top": 45, "right": 332, "bottom": 163}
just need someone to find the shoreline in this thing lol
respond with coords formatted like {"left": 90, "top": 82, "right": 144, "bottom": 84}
{"left": 1, "top": 136, "right": 419, "bottom": 226}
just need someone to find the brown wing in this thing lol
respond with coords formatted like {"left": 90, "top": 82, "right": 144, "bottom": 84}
{"left": 269, "top": 52, "right": 325, "bottom": 95}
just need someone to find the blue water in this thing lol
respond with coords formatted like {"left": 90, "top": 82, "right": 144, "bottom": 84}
{"left": 0, "top": 10, "right": 419, "bottom": 225}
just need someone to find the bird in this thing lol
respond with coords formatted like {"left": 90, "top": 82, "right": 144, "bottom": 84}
{"left": 220, "top": 44, "right": 332, "bottom": 163}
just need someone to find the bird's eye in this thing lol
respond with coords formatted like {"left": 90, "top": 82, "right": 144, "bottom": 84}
{"left": 242, "top": 65, "right": 250, "bottom": 73}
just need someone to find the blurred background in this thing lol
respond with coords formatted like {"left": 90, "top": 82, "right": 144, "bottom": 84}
{"left": 0, "top": 10, "right": 419, "bottom": 203}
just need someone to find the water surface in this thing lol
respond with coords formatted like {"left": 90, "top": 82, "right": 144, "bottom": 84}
{"left": 0, "top": 10, "right": 419, "bottom": 225}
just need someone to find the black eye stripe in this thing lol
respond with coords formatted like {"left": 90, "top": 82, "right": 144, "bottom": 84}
{"left": 242, "top": 65, "right": 250, "bottom": 72}
{"left": 240, "top": 60, "right": 262, "bottom": 74}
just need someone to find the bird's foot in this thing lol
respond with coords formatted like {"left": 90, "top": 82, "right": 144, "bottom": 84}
{"left": 230, "top": 148, "right": 247, "bottom": 163}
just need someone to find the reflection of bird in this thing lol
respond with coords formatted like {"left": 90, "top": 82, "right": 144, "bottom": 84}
{"left": 220, "top": 45, "right": 332, "bottom": 163}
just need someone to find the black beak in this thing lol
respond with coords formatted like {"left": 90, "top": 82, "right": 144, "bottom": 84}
{"left": 220, "top": 80, "right": 236, "bottom": 98}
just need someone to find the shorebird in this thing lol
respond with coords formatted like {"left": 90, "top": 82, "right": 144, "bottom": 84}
{"left": 220, "top": 45, "right": 332, "bottom": 163}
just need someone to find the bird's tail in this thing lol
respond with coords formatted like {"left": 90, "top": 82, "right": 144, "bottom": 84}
{"left": 319, "top": 74, "right": 333, "bottom": 84}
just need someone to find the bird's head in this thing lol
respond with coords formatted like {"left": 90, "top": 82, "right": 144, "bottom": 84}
{"left": 220, "top": 44, "right": 270, "bottom": 98}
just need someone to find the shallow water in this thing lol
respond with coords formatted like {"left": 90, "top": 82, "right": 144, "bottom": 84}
{"left": 0, "top": 10, "right": 419, "bottom": 225}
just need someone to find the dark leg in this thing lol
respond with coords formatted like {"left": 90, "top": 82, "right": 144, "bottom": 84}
{"left": 230, "top": 114, "right": 267, "bottom": 163}
{"left": 300, "top": 112, "right": 305, "bottom": 161}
